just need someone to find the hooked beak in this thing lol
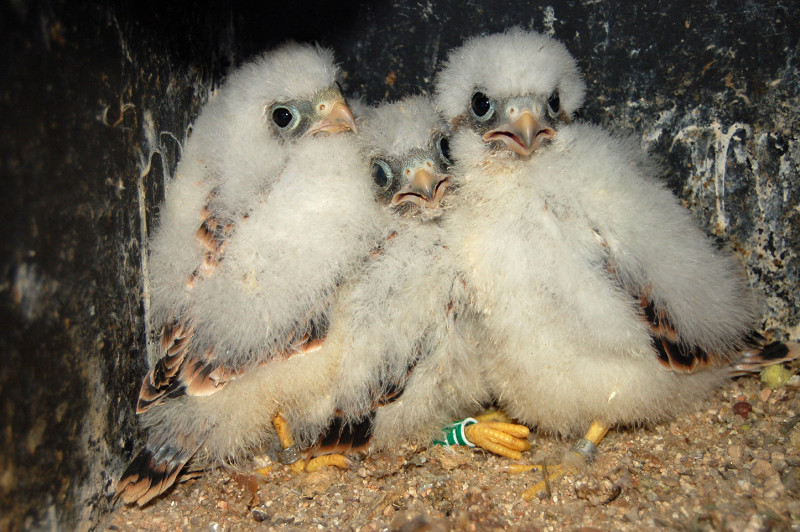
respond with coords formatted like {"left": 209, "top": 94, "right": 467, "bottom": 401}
{"left": 482, "top": 110, "right": 555, "bottom": 157}
{"left": 392, "top": 167, "right": 451, "bottom": 209}
{"left": 307, "top": 100, "right": 357, "bottom": 136}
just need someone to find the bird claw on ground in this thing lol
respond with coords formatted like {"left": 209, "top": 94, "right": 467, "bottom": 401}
{"left": 505, "top": 452, "right": 587, "bottom": 500}
{"left": 505, "top": 440, "right": 597, "bottom": 499}
{"left": 434, "top": 415, "right": 531, "bottom": 459}
{"left": 273, "top": 412, "right": 350, "bottom": 474}
{"left": 507, "top": 462, "right": 567, "bottom": 500}
{"left": 464, "top": 421, "right": 531, "bottom": 460}
{"left": 289, "top": 454, "right": 350, "bottom": 474}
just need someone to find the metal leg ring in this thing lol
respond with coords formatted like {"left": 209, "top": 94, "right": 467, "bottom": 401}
{"left": 571, "top": 438, "right": 598, "bottom": 464}
{"left": 277, "top": 445, "right": 300, "bottom": 465}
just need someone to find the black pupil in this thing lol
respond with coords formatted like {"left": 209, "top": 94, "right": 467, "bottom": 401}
{"left": 439, "top": 137, "right": 451, "bottom": 162}
{"left": 272, "top": 107, "right": 293, "bottom": 128}
{"left": 548, "top": 91, "right": 560, "bottom": 113}
{"left": 471, "top": 92, "right": 491, "bottom": 117}
{"left": 372, "top": 163, "right": 388, "bottom": 187}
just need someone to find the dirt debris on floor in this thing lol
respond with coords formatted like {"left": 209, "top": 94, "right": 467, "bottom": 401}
{"left": 106, "top": 366, "right": 800, "bottom": 531}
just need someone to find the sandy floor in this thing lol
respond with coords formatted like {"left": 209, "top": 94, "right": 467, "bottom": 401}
{"left": 106, "top": 365, "right": 800, "bottom": 531}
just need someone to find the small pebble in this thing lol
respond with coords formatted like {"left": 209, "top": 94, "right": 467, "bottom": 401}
{"left": 750, "top": 459, "right": 776, "bottom": 479}
{"left": 759, "top": 388, "right": 772, "bottom": 402}
{"left": 733, "top": 402, "right": 752, "bottom": 420}
{"left": 745, "top": 514, "right": 765, "bottom": 530}
{"left": 790, "top": 426, "right": 800, "bottom": 451}
{"left": 410, "top": 455, "right": 427, "bottom": 466}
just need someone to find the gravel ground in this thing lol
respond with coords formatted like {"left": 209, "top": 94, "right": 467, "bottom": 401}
{"left": 106, "top": 364, "right": 800, "bottom": 531}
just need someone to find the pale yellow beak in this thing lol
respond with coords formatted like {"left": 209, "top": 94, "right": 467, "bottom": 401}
{"left": 392, "top": 167, "right": 451, "bottom": 209}
{"left": 307, "top": 100, "right": 357, "bottom": 135}
{"left": 482, "top": 110, "right": 555, "bottom": 157}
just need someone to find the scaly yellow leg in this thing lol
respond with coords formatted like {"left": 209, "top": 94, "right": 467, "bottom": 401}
{"left": 464, "top": 422, "right": 531, "bottom": 460}
{"left": 508, "top": 420, "right": 611, "bottom": 500}
{"left": 272, "top": 412, "right": 350, "bottom": 474}
{"left": 567, "top": 419, "right": 609, "bottom": 466}
{"left": 273, "top": 412, "right": 295, "bottom": 449}
{"left": 584, "top": 420, "right": 610, "bottom": 444}
{"left": 435, "top": 415, "right": 531, "bottom": 459}
{"left": 302, "top": 454, "right": 350, "bottom": 472}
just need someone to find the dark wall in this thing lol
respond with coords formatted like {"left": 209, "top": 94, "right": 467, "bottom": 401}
{"left": 1, "top": 1, "right": 797, "bottom": 529}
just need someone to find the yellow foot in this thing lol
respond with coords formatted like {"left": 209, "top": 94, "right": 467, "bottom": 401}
{"left": 506, "top": 420, "right": 611, "bottom": 499}
{"left": 464, "top": 421, "right": 531, "bottom": 460}
{"left": 506, "top": 463, "right": 568, "bottom": 500}
{"left": 435, "top": 417, "right": 531, "bottom": 459}
{"left": 289, "top": 454, "right": 350, "bottom": 474}
{"left": 272, "top": 412, "right": 350, "bottom": 474}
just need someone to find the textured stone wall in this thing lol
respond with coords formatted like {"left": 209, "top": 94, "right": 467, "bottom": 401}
{"left": 1, "top": 3, "right": 224, "bottom": 529}
{"left": 1, "top": 1, "right": 796, "bottom": 529}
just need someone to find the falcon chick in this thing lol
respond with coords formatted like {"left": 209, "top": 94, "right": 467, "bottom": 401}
{"left": 434, "top": 28, "right": 797, "bottom": 495}
{"left": 300, "top": 96, "right": 529, "bottom": 461}
{"left": 325, "top": 95, "right": 478, "bottom": 451}
{"left": 116, "top": 42, "right": 386, "bottom": 506}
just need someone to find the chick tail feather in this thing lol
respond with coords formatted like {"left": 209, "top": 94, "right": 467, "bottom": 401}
{"left": 115, "top": 438, "right": 201, "bottom": 506}
{"left": 731, "top": 338, "right": 800, "bottom": 376}
{"left": 310, "top": 412, "right": 376, "bottom": 457}
{"left": 309, "top": 364, "right": 415, "bottom": 457}
{"left": 136, "top": 320, "right": 194, "bottom": 414}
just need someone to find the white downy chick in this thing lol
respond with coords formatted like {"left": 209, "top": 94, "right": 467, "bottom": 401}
{"left": 328, "top": 95, "right": 489, "bottom": 451}
{"left": 434, "top": 28, "right": 797, "bottom": 452}
{"left": 281, "top": 96, "right": 493, "bottom": 459}
{"left": 116, "top": 42, "right": 386, "bottom": 506}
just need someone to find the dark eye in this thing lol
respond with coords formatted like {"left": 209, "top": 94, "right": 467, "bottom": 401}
{"left": 371, "top": 160, "right": 392, "bottom": 189}
{"left": 270, "top": 105, "right": 299, "bottom": 130}
{"left": 438, "top": 136, "right": 452, "bottom": 165}
{"left": 470, "top": 92, "right": 494, "bottom": 121}
{"left": 547, "top": 90, "right": 560, "bottom": 116}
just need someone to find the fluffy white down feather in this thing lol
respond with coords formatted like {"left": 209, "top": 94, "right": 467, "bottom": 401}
{"left": 436, "top": 30, "right": 758, "bottom": 436}
{"left": 147, "top": 45, "right": 341, "bottom": 349}
{"left": 332, "top": 221, "right": 489, "bottom": 445}
{"left": 186, "top": 134, "right": 385, "bottom": 366}
{"left": 147, "top": 43, "right": 385, "bottom": 368}
{"left": 435, "top": 27, "right": 585, "bottom": 123}
{"left": 140, "top": 326, "right": 344, "bottom": 465}
{"left": 119, "top": 43, "right": 389, "bottom": 504}
{"left": 300, "top": 96, "right": 490, "bottom": 449}
{"left": 358, "top": 94, "right": 446, "bottom": 159}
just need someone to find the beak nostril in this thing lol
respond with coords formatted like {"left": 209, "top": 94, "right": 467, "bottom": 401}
{"left": 306, "top": 101, "right": 357, "bottom": 135}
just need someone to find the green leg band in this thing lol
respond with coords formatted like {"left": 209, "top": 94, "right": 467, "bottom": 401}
{"left": 432, "top": 417, "right": 478, "bottom": 447}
